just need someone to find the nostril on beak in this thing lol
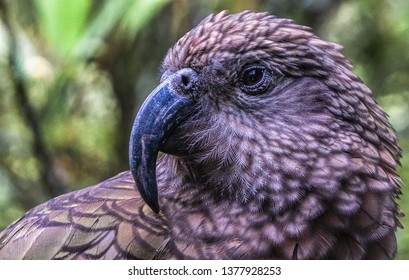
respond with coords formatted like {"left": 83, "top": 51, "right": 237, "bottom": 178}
{"left": 170, "top": 68, "right": 198, "bottom": 95}
{"left": 181, "top": 74, "right": 191, "bottom": 89}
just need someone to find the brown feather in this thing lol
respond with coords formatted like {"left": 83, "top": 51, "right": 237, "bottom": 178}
{"left": 0, "top": 172, "right": 169, "bottom": 259}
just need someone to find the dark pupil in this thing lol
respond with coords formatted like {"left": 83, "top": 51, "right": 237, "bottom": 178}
{"left": 243, "top": 68, "right": 263, "bottom": 86}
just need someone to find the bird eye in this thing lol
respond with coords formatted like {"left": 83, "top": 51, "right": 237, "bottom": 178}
{"left": 239, "top": 65, "right": 272, "bottom": 95}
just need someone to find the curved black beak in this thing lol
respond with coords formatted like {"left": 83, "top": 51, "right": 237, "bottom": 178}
{"left": 129, "top": 69, "right": 196, "bottom": 213}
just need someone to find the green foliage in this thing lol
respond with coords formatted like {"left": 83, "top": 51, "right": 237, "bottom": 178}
{"left": 35, "top": 0, "right": 92, "bottom": 55}
{"left": 0, "top": 0, "right": 170, "bottom": 228}
{"left": 74, "top": 0, "right": 170, "bottom": 60}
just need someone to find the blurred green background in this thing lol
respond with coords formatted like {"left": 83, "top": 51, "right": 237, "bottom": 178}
{"left": 0, "top": 0, "right": 408, "bottom": 258}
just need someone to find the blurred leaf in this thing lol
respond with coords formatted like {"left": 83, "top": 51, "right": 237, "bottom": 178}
{"left": 73, "top": 0, "right": 170, "bottom": 60}
{"left": 35, "top": 0, "right": 92, "bottom": 55}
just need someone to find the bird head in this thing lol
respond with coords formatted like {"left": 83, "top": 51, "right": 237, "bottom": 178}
{"left": 129, "top": 11, "right": 401, "bottom": 214}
